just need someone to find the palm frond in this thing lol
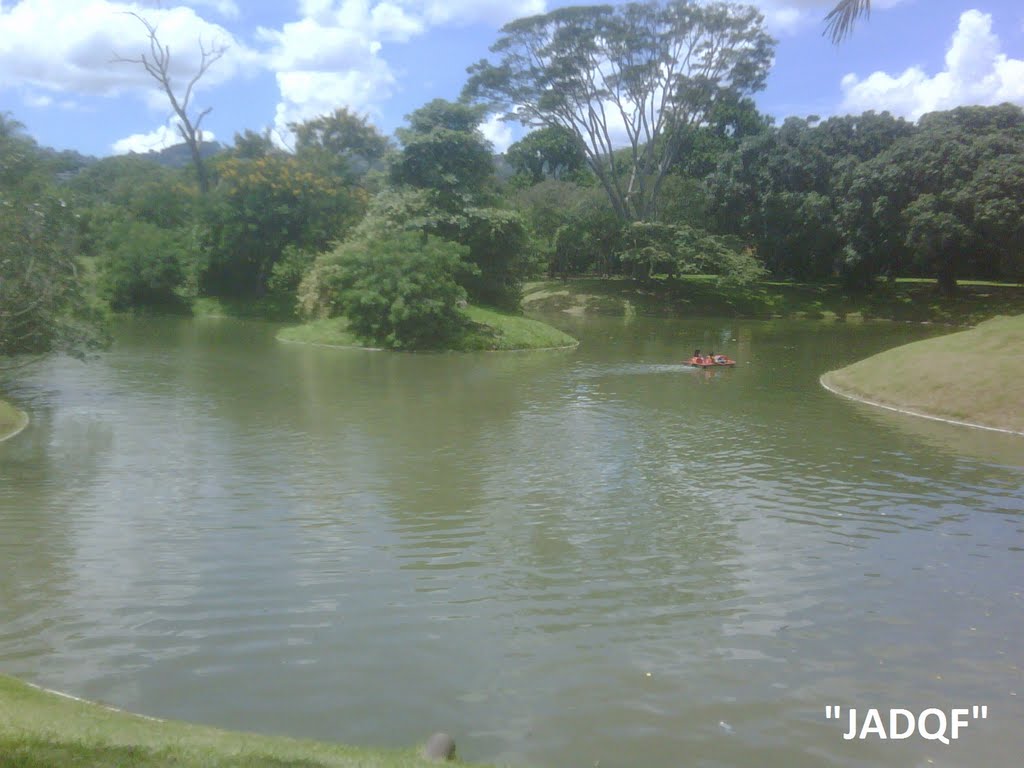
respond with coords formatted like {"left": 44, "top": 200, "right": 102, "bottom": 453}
{"left": 824, "top": 0, "right": 871, "bottom": 44}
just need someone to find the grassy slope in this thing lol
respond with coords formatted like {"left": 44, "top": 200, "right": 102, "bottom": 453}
{"left": 276, "top": 306, "right": 577, "bottom": 352}
{"left": 191, "top": 296, "right": 299, "bottom": 322}
{"left": 276, "top": 316, "right": 365, "bottom": 348}
{"left": 456, "top": 306, "right": 577, "bottom": 351}
{"left": 821, "top": 314, "right": 1024, "bottom": 433}
{"left": 0, "top": 397, "right": 28, "bottom": 441}
{"left": 523, "top": 277, "right": 1024, "bottom": 325}
{"left": 0, "top": 675, "right": 480, "bottom": 768}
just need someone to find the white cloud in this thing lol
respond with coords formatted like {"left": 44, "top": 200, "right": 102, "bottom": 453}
{"left": 262, "top": 1, "right": 545, "bottom": 144}
{"left": 179, "top": 0, "right": 239, "bottom": 18}
{"left": 480, "top": 114, "right": 514, "bottom": 153}
{"left": 839, "top": 10, "right": 1024, "bottom": 121}
{"left": 0, "top": 0, "right": 257, "bottom": 98}
{"left": 416, "top": 0, "right": 545, "bottom": 27}
{"left": 112, "top": 118, "right": 216, "bottom": 154}
{"left": 24, "top": 91, "right": 52, "bottom": 107}
{"left": 272, "top": 66, "right": 395, "bottom": 136}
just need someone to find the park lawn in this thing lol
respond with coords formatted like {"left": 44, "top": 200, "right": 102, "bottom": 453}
{"left": 0, "top": 397, "right": 28, "bottom": 441}
{"left": 522, "top": 276, "right": 1024, "bottom": 325}
{"left": 821, "top": 314, "right": 1024, "bottom": 433}
{"left": 0, "top": 674, "right": 479, "bottom": 768}
{"left": 276, "top": 306, "right": 577, "bottom": 352}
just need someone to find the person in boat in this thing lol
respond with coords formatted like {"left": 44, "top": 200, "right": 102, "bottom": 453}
{"left": 693, "top": 349, "right": 701, "bottom": 360}
{"left": 705, "top": 351, "right": 715, "bottom": 364}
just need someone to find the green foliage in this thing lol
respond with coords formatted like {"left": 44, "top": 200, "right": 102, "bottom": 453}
{"left": 199, "top": 154, "right": 366, "bottom": 297}
{"left": 69, "top": 155, "right": 196, "bottom": 230}
{"left": 0, "top": 195, "right": 107, "bottom": 360}
{"left": 227, "top": 129, "right": 280, "bottom": 160}
{"left": 619, "top": 221, "right": 765, "bottom": 285}
{"left": 707, "top": 111, "right": 915, "bottom": 283}
{"left": 464, "top": 0, "right": 775, "bottom": 221}
{"left": 505, "top": 126, "right": 587, "bottom": 185}
{"left": 390, "top": 100, "right": 495, "bottom": 212}
{"left": 552, "top": 192, "right": 624, "bottom": 275}
{"left": 97, "top": 220, "right": 187, "bottom": 310}
{"left": 302, "top": 230, "right": 470, "bottom": 349}
{"left": 385, "top": 103, "right": 530, "bottom": 307}
{"left": 455, "top": 208, "right": 530, "bottom": 308}
{"left": 267, "top": 244, "right": 317, "bottom": 296}
{"left": 0, "top": 116, "right": 107, "bottom": 361}
{"left": 511, "top": 179, "right": 588, "bottom": 251}
{"left": 836, "top": 104, "right": 1024, "bottom": 291}
{"left": 290, "top": 108, "right": 390, "bottom": 180}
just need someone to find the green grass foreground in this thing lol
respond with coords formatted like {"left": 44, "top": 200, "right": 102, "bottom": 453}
{"left": 523, "top": 276, "right": 1024, "bottom": 325}
{"left": 0, "top": 674, "right": 483, "bottom": 768}
{"left": 0, "top": 397, "right": 28, "bottom": 442}
{"left": 821, "top": 314, "right": 1024, "bottom": 434}
{"left": 276, "top": 306, "right": 578, "bottom": 352}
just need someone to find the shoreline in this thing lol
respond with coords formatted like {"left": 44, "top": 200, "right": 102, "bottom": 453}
{"left": 276, "top": 334, "right": 579, "bottom": 353}
{"left": 0, "top": 398, "right": 28, "bottom": 443}
{"left": 0, "top": 673, "right": 479, "bottom": 767}
{"left": 819, "top": 374, "right": 1024, "bottom": 437}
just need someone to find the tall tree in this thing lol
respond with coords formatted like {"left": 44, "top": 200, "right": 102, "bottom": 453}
{"left": 390, "top": 99, "right": 496, "bottom": 213}
{"left": 463, "top": 1, "right": 774, "bottom": 222}
{"left": 114, "top": 13, "right": 226, "bottom": 194}
{"left": 289, "top": 108, "right": 390, "bottom": 180}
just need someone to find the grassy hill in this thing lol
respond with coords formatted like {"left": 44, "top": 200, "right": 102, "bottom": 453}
{"left": 821, "top": 314, "right": 1024, "bottom": 434}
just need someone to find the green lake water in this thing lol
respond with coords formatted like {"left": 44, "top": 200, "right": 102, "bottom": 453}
{"left": 1, "top": 314, "right": 1022, "bottom": 767}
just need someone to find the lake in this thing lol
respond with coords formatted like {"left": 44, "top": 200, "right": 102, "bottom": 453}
{"left": 1, "top": 314, "right": 1022, "bottom": 767}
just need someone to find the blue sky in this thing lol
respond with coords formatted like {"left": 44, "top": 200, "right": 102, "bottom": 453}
{"left": 1, "top": 0, "right": 1022, "bottom": 157}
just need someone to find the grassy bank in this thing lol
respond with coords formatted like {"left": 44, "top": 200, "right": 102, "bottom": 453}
{"left": 523, "top": 277, "right": 1024, "bottom": 325}
{"left": 277, "top": 305, "right": 577, "bottom": 352}
{"left": 0, "top": 397, "right": 28, "bottom": 442}
{"left": 190, "top": 295, "right": 299, "bottom": 322}
{"left": 0, "top": 674, "right": 479, "bottom": 768}
{"left": 821, "top": 314, "right": 1024, "bottom": 434}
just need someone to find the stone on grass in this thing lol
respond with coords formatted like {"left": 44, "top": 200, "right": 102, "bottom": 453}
{"left": 422, "top": 732, "right": 456, "bottom": 762}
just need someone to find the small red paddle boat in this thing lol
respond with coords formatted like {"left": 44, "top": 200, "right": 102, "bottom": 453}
{"left": 687, "top": 355, "right": 735, "bottom": 368}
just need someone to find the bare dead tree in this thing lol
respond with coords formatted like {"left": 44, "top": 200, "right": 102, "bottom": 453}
{"left": 113, "top": 12, "right": 226, "bottom": 193}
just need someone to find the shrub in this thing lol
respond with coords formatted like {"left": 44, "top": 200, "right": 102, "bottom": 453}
{"left": 302, "top": 230, "right": 470, "bottom": 349}
{"left": 98, "top": 220, "right": 186, "bottom": 310}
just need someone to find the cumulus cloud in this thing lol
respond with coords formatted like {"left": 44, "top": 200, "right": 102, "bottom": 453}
{"left": 262, "top": 0, "right": 545, "bottom": 143}
{"left": 112, "top": 118, "right": 216, "bottom": 154}
{"left": 0, "top": 0, "right": 257, "bottom": 98}
{"left": 3, "top": 0, "right": 551, "bottom": 150}
{"left": 271, "top": 66, "right": 396, "bottom": 139}
{"left": 480, "top": 114, "right": 514, "bottom": 153}
{"left": 416, "top": 0, "right": 545, "bottom": 27}
{"left": 839, "top": 10, "right": 1024, "bottom": 120}
{"left": 178, "top": 0, "right": 240, "bottom": 18}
